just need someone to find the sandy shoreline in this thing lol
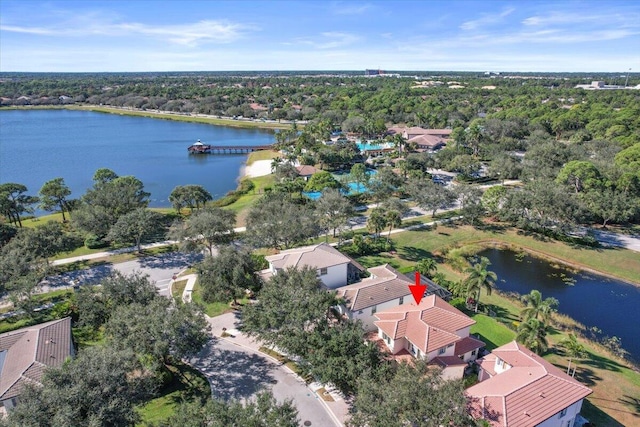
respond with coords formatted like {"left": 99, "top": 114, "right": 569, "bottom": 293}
{"left": 243, "top": 159, "right": 273, "bottom": 178}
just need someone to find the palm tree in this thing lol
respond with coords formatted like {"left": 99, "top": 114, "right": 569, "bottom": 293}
{"left": 520, "top": 290, "right": 559, "bottom": 323}
{"left": 516, "top": 318, "right": 551, "bottom": 355}
{"left": 417, "top": 258, "right": 438, "bottom": 279}
{"left": 367, "top": 208, "right": 387, "bottom": 241}
{"left": 384, "top": 209, "right": 402, "bottom": 244}
{"left": 560, "top": 333, "right": 587, "bottom": 377}
{"left": 464, "top": 257, "right": 497, "bottom": 312}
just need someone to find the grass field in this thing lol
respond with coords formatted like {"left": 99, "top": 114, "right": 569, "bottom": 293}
{"left": 223, "top": 174, "right": 275, "bottom": 227}
{"left": 75, "top": 105, "right": 293, "bottom": 130}
{"left": 245, "top": 149, "right": 280, "bottom": 165}
{"left": 136, "top": 361, "right": 211, "bottom": 426}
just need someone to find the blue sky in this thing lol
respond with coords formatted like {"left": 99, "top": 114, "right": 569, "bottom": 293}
{"left": 1, "top": 0, "right": 639, "bottom": 72}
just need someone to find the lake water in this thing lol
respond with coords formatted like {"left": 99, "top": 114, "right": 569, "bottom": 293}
{"left": 0, "top": 110, "right": 275, "bottom": 208}
{"left": 480, "top": 248, "right": 640, "bottom": 363}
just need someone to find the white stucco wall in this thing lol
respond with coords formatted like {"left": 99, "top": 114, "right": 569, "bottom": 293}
{"left": 535, "top": 399, "right": 584, "bottom": 427}
{"left": 352, "top": 296, "right": 408, "bottom": 331}
{"left": 320, "top": 263, "right": 348, "bottom": 289}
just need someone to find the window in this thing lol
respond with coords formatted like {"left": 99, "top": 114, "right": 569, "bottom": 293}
{"left": 558, "top": 408, "right": 567, "bottom": 418}
{"left": 399, "top": 296, "right": 404, "bottom": 305}
{"left": 471, "top": 350, "right": 477, "bottom": 356}
{"left": 371, "top": 305, "right": 377, "bottom": 315}
{"left": 319, "top": 267, "right": 328, "bottom": 276}
{"left": 496, "top": 358, "right": 504, "bottom": 368}
{"left": 382, "top": 333, "right": 390, "bottom": 344}
{"left": 438, "top": 347, "right": 447, "bottom": 355}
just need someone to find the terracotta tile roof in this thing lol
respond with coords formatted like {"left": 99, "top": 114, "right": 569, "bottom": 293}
{"left": 407, "top": 134, "right": 447, "bottom": 148}
{"left": 454, "top": 336, "right": 485, "bottom": 356}
{"left": 467, "top": 341, "right": 592, "bottom": 427}
{"left": 266, "top": 242, "right": 364, "bottom": 272}
{"left": 337, "top": 264, "right": 413, "bottom": 311}
{"left": 373, "top": 295, "right": 476, "bottom": 354}
{"left": 0, "top": 318, "right": 73, "bottom": 400}
{"left": 295, "top": 165, "right": 318, "bottom": 176}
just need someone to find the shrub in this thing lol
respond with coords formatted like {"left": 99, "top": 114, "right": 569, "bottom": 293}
{"left": 449, "top": 297, "right": 466, "bottom": 311}
{"left": 84, "top": 234, "right": 108, "bottom": 249}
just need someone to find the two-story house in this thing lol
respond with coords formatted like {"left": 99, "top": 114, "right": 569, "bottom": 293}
{"left": 467, "top": 341, "right": 592, "bottom": 427}
{"left": 261, "top": 242, "right": 364, "bottom": 289}
{"left": 372, "top": 295, "right": 484, "bottom": 379}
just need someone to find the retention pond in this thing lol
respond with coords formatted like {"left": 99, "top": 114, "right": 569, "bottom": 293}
{"left": 479, "top": 248, "right": 640, "bottom": 364}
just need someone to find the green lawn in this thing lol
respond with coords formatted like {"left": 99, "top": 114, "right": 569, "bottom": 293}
{"left": 77, "top": 105, "right": 293, "bottom": 130}
{"left": 469, "top": 313, "right": 516, "bottom": 351}
{"left": 246, "top": 149, "right": 280, "bottom": 165}
{"left": 136, "top": 361, "right": 211, "bottom": 426}
{"left": 171, "top": 279, "right": 188, "bottom": 301}
{"left": 223, "top": 175, "right": 276, "bottom": 226}
{"left": 190, "top": 281, "right": 249, "bottom": 317}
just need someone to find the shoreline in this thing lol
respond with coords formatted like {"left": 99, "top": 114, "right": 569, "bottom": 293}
{"left": 471, "top": 240, "right": 640, "bottom": 288}
{"left": 0, "top": 104, "right": 298, "bottom": 131}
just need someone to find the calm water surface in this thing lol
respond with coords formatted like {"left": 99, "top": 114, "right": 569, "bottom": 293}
{"left": 0, "top": 110, "right": 275, "bottom": 207}
{"left": 480, "top": 248, "right": 640, "bottom": 363}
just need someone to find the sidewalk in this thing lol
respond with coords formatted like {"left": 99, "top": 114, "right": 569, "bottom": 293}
{"left": 180, "top": 274, "right": 197, "bottom": 303}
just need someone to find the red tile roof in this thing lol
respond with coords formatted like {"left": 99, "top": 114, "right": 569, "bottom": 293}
{"left": 467, "top": 341, "right": 592, "bottom": 427}
{"left": 373, "top": 295, "right": 476, "bottom": 354}
{"left": 295, "top": 165, "right": 318, "bottom": 176}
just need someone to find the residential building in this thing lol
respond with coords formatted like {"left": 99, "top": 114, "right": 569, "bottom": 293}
{"left": 261, "top": 242, "right": 364, "bottom": 288}
{"left": 372, "top": 295, "right": 484, "bottom": 379}
{"left": 295, "top": 165, "right": 318, "bottom": 181}
{"left": 467, "top": 341, "right": 592, "bottom": 427}
{"left": 0, "top": 318, "right": 74, "bottom": 412}
{"left": 387, "top": 126, "right": 452, "bottom": 152}
{"left": 336, "top": 265, "right": 452, "bottom": 331}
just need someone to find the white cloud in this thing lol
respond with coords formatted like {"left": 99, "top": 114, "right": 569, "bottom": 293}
{"left": 521, "top": 11, "right": 637, "bottom": 27}
{"left": 460, "top": 7, "right": 515, "bottom": 31}
{"left": 0, "top": 18, "right": 257, "bottom": 46}
{"left": 331, "top": 2, "right": 372, "bottom": 15}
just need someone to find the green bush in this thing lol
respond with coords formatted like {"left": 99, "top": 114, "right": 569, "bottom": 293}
{"left": 450, "top": 297, "right": 466, "bottom": 311}
{"left": 211, "top": 191, "right": 241, "bottom": 207}
{"left": 84, "top": 234, "right": 108, "bottom": 249}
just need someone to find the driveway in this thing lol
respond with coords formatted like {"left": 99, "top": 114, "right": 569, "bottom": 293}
{"left": 39, "top": 251, "right": 202, "bottom": 297}
{"left": 190, "top": 337, "right": 340, "bottom": 427}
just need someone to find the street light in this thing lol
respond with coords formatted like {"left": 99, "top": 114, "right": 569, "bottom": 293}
{"left": 625, "top": 68, "right": 632, "bottom": 88}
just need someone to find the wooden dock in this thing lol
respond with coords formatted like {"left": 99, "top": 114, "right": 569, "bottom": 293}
{"left": 188, "top": 142, "right": 273, "bottom": 154}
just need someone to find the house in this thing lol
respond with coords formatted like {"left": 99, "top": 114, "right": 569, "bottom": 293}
{"left": 0, "top": 318, "right": 74, "bottom": 412}
{"left": 467, "top": 341, "right": 592, "bottom": 427}
{"left": 336, "top": 265, "right": 453, "bottom": 331}
{"left": 261, "top": 242, "right": 364, "bottom": 289}
{"left": 387, "top": 126, "right": 452, "bottom": 152}
{"left": 372, "top": 295, "right": 484, "bottom": 379}
{"left": 295, "top": 165, "right": 318, "bottom": 181}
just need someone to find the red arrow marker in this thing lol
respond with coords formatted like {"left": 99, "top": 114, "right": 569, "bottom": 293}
{"left": 409, "top": 272, "right": 427, "bottom": 305}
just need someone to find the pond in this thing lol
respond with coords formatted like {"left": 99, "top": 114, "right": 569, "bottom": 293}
{"left": 479, "top": 248, "right": 640, "bottom": 364}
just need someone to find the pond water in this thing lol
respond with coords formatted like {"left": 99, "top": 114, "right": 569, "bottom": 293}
{"left": 0, "top": 110, "right": 275, "bottom": 208}
{"left": 480, "top": 248, "right": 640, "bottom": 363}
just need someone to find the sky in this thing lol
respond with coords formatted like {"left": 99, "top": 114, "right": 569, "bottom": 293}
{"left": 1, "top": 0, "right": 639, "bottom": 73}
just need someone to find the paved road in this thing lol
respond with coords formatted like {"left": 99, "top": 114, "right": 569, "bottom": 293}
{"left": 189, "top": 337, "right": 340, "bottom": 427}
{"left": 40, "top": 252, "right": 202, "bottom": 296}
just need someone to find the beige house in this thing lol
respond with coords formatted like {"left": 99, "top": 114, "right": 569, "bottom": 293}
{"left": 0, "top": 318, "right": 74, "bottom": 412}
{"left": 467, "top": 341, "right": 592, "bottom": 427}
{"left": 261, "top": 243, "right": 364, "bottom": 289}
{"left": 387, "top": 126, "right": 452, "bottom": 152}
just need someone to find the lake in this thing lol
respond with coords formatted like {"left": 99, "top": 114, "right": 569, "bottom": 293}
{"left": 0, "top": 110, "right": 275, "bottom": 208}
{"left": 480, "top": 248, "right": 640, "bottom": 364}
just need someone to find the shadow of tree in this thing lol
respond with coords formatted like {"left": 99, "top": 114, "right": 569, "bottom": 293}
{"left": 582, "top": 398, "right": 631, "bottom": 426}
{"left": 581, "top": 351, "right": 625, "bottom": 374}
{"left": 138, "top": 252, "right": 202, "bottom": 269}
{"left": 398, "top": 246, "right": 433, "bottom": 263}
{"left": 189, "top": 340, "right": 276, "bottom": 401}
{"left": 619, "top": 395, "right": 640, "bottom": 416}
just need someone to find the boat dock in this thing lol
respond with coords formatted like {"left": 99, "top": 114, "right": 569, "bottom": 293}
{"left": 188, "top": 140, "right": 273, "bottom": 154}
